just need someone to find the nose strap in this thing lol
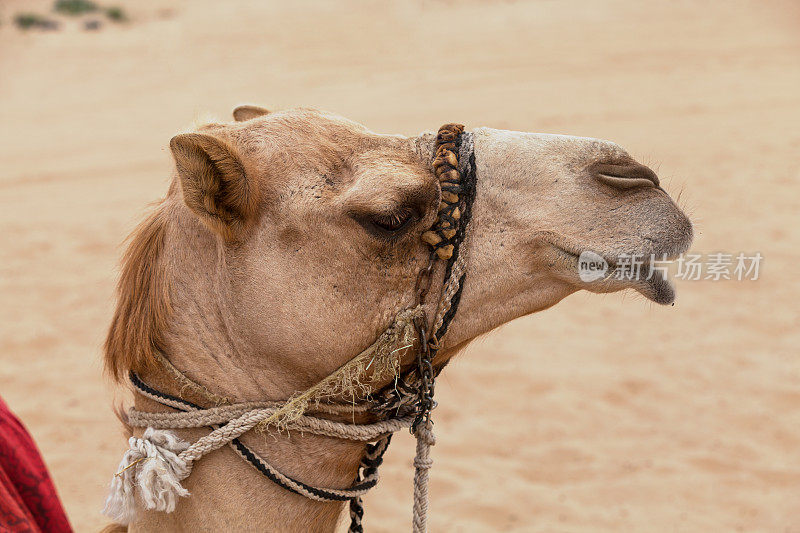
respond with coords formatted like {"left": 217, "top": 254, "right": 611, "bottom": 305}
{"left": 430, "top": 130, "right": 476, "bottom": 344}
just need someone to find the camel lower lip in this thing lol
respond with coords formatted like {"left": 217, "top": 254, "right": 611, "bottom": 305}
{"left": 635, "top": 267, "right": 676, "bottom": 305}
{"left": 555, "top": 245, "right": 680, "bottom": 305}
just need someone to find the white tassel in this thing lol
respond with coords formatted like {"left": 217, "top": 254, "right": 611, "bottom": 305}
{"left": 103, "top": 428, "right": 192, "bottom": 524}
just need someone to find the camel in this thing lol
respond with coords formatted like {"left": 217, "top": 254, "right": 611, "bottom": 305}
{"left": 103, "top": 106, "right": 693, "bottom": 532}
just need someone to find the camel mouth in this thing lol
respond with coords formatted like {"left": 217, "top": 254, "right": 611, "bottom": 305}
{"left": 575, "top": 250, "right": 679, "bottom": 304}
{"left": 581, "top": 253, "right": 678, "bottom": 303}
{"left": 549, "top": 237, "right": 691, "bottom": 305}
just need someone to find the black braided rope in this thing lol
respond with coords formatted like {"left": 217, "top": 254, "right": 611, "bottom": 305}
{"left": 130, "top": 371, "right": 202, "bottom": 411}
{"left": 434, "top": 141, "right": 477, "bottom": 342}
{"left": 348, "top": 436, "right": 392, "bottom": 532}
{"left": 370, "top": 132, "right": 477, "bottom": 416}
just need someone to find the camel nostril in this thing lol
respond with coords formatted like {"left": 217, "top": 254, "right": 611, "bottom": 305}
{"left": 590, "top": 162, "right": 660, "bottom": 190}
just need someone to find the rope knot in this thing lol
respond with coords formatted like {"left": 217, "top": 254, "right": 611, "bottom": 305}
{"left": 412, "top": 421, "right": 436, "bottom": 447}
{"left": 103, "top": 428, "right": 192, "bottom": 524}
{"left": 413, "top": 457, "right": 434, "bottom": 470}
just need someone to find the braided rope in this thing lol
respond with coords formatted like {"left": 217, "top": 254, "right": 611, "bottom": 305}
{"left": 412, "top": 128, "right": 477, "bottom": 533}
{"left": 132, "top": 368, "right": 374, "bottom": 419}
{"left": 348, "top": 435, "right": 392, "bottom": 533}
{"left": 228, "top": 437, "right": 381, "bottom": 501}
{"left": 373, "top": 131, "right": 476, "bottom": 417}
{"left": 105, "top": 305, "right": 422, "bottom": 525}
{"left": 422, "top": 124, "right": 466, "bottom": 261}
{"left": 432, "top": 134, "right": 475, "bottom": 340}
{"left": 432, "top": 247, "right": 468, "bottom": 338}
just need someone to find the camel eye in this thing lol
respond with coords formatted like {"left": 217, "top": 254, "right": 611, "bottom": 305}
{"left": 371, "top": 209, "right": 413, "bottom": 233}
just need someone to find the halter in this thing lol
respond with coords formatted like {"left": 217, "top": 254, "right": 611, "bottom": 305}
{"left": 104, "top": 124, "right": 477, "bottom": 533}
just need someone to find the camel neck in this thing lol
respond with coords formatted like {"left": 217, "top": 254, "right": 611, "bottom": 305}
{"left": 125, "top": 211, "right": 364, "bottom": 531}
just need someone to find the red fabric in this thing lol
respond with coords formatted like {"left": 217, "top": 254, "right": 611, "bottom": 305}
{"left": 0, "top": 397, "right": 72, "bottom": 533}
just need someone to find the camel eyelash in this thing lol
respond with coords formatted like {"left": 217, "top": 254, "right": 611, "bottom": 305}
{"left": 372, "top": 209, "right": 414, "bottom": 232}
{"left": 350, "top": 206, "right": 419, "bottom": 241}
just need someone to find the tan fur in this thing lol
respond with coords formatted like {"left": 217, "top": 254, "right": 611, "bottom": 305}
{"left": 107, "top": 108, "right": 692, "bottom": 531}
{"left": 104, "top": 206, "right": 170, "bottom": 381}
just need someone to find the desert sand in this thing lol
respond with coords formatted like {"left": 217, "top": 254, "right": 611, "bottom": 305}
{"left": 1, "top": 0, "right": 799, "bottom": 531}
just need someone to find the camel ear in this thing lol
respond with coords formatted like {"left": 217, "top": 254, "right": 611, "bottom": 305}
{"left": 232, "top": 105, "right": 269, "bottom": 122}
{"left": 169, "top": 133, "right": 259, "bottom": 241}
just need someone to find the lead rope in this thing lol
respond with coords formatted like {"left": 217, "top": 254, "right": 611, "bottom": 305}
{"left": 409, "top": 124, "right": 476, "bottom": 533}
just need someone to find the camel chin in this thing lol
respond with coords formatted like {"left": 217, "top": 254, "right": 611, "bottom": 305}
{"left": 635, "top": 268, "right": 676, "bottom": 305}
{"left": 547, "top": 233, "right": 692, "bottom": 306}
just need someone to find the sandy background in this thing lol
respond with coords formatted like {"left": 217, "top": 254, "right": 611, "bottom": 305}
{"left": 1, "top": 0, "right": 799, "bottom": 531}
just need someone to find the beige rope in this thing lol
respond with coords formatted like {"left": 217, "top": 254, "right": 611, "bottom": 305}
{"left": 412, "top": 421, "right": 436, "bottom": 533}
{"left": 128, "top": 404, "right": 413, "bottom": 442}
{"left": 432, "top": 249, "right": 468, "bottom": 337}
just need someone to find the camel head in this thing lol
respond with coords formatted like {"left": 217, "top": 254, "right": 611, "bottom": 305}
{"left": 107, "top": 107, "right": 692, "bottom": 396}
